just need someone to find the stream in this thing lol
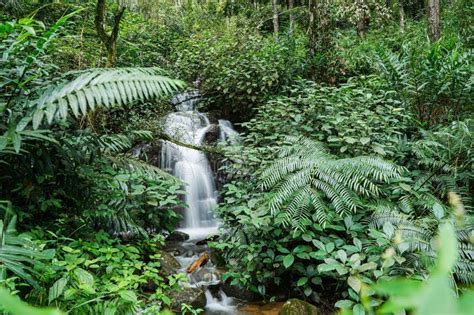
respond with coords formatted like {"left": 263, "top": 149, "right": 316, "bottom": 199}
{"left": 160, "top": 91, "right": 238, "bottom": 313}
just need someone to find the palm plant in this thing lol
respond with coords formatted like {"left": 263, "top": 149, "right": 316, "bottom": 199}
{"left": 260, "top": 136, "right": 404, "bottom": 229}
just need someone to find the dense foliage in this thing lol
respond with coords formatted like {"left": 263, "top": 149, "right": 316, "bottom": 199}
{"left": 0, "top": 0, "right": 472, "bottom": 314}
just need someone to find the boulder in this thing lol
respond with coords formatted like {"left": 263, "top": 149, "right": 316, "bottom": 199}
{"left": 158, "top": 250, "right": 181, "bottom": 277}
{"left": 202, "top": 124, "right": 220, "bottom": 145}
{"left": 195, "top": 234, "right": 219, "bottom": 246}
{"left": 166, "top": 230, "right": 190, "bottom": 242}
{"left": 279, "top": 299, "right": 319, "bottom": 315}
{"left": 221, "top": 280, "right": 257, "bottom": 301}
{"left": 170, "top": 288, "right": 207, "bottom": 311}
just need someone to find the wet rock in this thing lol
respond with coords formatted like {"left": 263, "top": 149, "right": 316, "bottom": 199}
{"left": 195, "top": 234, "right": 219, "bottom": 246}
{"left": 158, "top": 250, "right": 181, "bottom": 277}
{"left": 202, "top": 124, "right": 220, "bottom": 145}
{"left": 221, "top": 280, "right": 257, "bottom": 301}
{"left": 166, "top": 230, "right": 190, "bottom": 242}
{"left": 239, "top": 302, "right": 285, "bottom": 315}
{"left": 210, "top": 249, "right": 226, "bottom": 268}
{"left": 279, "top": 299, "right": 319, "bottom": 315}
{"left": 170, "top": 288, "right": 207, "bottom": 311}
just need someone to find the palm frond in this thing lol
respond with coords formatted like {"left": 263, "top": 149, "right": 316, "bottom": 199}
{"left": 108, "top": 154, "right": 179, "bottom": 183}
{"left": 31, "top": 68, "right": 186, "bottom": 129}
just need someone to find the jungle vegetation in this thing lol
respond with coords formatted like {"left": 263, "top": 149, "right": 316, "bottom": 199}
{"left": 0, "top": 0, "right": 472, "bottom": 314}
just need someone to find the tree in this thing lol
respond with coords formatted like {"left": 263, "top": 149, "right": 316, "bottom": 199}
{"left": 308, "top": 0, "right": 330, "bottom": 79}
{"left": 399, "top": 0, "right": 405, "bottom": 32}
{"left": 355, "top": 0, "right": 369, "bottom": 37}
{"left": 288, "top": 0, "right": 295, "bottom": 33}
{"left": 427, "top": 0, "right": 440, "bottom": 42}
{"left": 95, "top": 0, "right": 126, "bottom": 66}
{"left": 272, "top": 0, "right": 279, "bottom": 40}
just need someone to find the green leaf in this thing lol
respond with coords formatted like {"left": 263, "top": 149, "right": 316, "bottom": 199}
{"left": 352, "top": 303, "right": 365, "bottom": 315}
{"left": 335, "top": 299, "right": 354, "bottom": 309}
{"left": 325, "top": 242, "right": 335, "bottom": 253}
{"left": 358, "top": 262, "right": 378, "bottom": 272}
{"left": 337, "top": 250, "right": 347, "bottom": 263}
{"left": 318, "top": 263, "right": 339, "bottom": 272}
{"left": 398, "top": 183, "right": 411, "bottom": 191}
{"left": 0, "top": 288, "right": 62, "bottom": 315}
{"left": 347, "top": 276, "right": 362, "bottom": 293}
{"left": 297, "top": 277, "right": 308, "bottom": 286}
{"left": 48, "top": 277, "right": 68, "bottom": 303}
{"left": 360, "top": 137, "right": 371, "bottom": 145}
{"left": 119, "top": 290, "right": 137, "bottom": 303}
{"left": 283, "top": 254, "right": 294, "bottom": 268}
{"left": 73, "top": 268, "right": 94, "bottom": 286}
{"left": 12, "top": 132, "right": 21, "bottom": 153}
{"left": 432, "top": 203, "right": 444, "bottom": 220}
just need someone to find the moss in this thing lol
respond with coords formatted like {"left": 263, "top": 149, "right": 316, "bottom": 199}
{"left": 279, "top": 299, "right": 319, "bottom": 315}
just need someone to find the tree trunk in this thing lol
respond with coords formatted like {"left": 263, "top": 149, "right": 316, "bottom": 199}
{"left": 95, "top": 0, "right": 125, "bottom": 67}
{"left": 427, "top": 0, "right": 440, "bottom": 42}
{"left": 308, "top": 0, "right": 315, "bottom": 58}
{"left": 399, "top": 0, "right": 405, "bottom": 32}
{"left": 308, "top": 0, "right": 329, "bottom": 57}
{"left": 272, "top": 0, "right": 279, "bottom": 40}
{"left": 355, "top": 0, "right": 368, "bottom": 37}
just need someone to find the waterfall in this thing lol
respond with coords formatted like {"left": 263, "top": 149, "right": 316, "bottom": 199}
{"left": 161, "top": 91, "right": 236, "bottom": 240}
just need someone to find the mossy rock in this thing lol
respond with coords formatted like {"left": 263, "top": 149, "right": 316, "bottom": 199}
{"left": 166, "top": 230, "right": 190, "bottom": 242}
{"left": 170, "top": 288, "right": 207, "bottom": 311}
{"left": 279, "top": 299, "right": 319, "bottom": 315}
{"left": 158, "top": 250, "right": 181, "bottom": 276}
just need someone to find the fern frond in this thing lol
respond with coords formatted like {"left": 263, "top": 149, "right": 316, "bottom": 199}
{"left": 261, "top": 136, "right": 402, "bottom": 228}
{"left": 31, "top": 68, "right": 186, "bottom": 129}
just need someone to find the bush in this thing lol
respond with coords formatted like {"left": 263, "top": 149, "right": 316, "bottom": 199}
{"left": 172, "top": 21, "right": 308, "bottom": 121}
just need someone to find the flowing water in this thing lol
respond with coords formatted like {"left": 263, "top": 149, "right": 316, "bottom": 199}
{"left": 161, "top": 91, "right": 238, "bottom": 313}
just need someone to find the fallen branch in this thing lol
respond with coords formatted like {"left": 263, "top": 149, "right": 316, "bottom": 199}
{"left": 157, "top": 133, "right": 224, "bottom": 156}
{"left": 186, "top": 252, "right": 210, "bottom": 273}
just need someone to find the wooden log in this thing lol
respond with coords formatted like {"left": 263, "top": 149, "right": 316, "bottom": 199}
{"left": 186, "top": 252, "right": 210, "bottom": 274}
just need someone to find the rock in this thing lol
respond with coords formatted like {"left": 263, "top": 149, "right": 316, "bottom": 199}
{"left": 221, "top": 280, "right": 257, "bottom": 301}
{"left": 166, "top": 230, "right": 190, "bottom": 242}
{"left": 202, "top": 124, "right": 220, "bottom": 145}
{"left": 195, "top": 234, "right": 219, "bottom": 246}
{"left": 158, "top": 250, "right": 181, "bottom": 277}
{"left": 239, "top": 302, "right": 285, "bottom": 315}
{"left": 170, "top": 288, "right": 207, "bottom": 311}
{"left": 279, "top": 299, "right": 319, "bottom": 315}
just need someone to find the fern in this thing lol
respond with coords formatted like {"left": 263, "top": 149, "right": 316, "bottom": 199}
{"left": 261, "top": 136, "right": 403, "bottom": 229}
{"left": 30, "top": 68, "right": 185, "bottom": 129}
{"left": 370, "top": 203, "right": 474, "bottom": 285}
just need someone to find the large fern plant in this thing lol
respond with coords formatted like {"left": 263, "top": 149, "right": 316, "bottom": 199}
{"left": 370, "top": 194, "right": 473, "bottom": 286}
{"left": 260, "top": 136, "right": 404, "bottom": 228}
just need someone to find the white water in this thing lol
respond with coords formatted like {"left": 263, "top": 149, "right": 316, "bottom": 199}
{"left": 218, "top": 120, "right": 239, "bottom": 144}
{"left": 161, "top": 101, "right": 217, "bottom": 229}
{"left": 162, "top": 91, "right": 238, "bottom": 313}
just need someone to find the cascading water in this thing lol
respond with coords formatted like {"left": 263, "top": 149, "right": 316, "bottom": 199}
{"left": 161, "top": 93, "right": 221, "bottom": 239}
{"left": 161, "top": 91, "right": 238, "bottom": 313}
